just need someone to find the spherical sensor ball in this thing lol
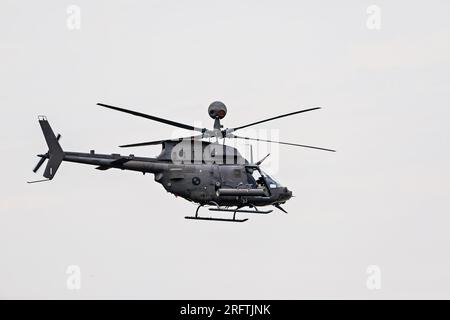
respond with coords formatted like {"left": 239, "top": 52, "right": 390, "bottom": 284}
{"left": 208, "top": 101, "right": 227, "bottom": 119}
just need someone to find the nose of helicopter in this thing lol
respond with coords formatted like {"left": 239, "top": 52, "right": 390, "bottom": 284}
{"left": 280, "top": 187, "right": 293, "bottom": 201}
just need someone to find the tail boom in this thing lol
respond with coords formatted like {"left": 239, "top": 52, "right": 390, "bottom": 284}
{"left": 32, "top": 117, "right": 168, "bottom": 181}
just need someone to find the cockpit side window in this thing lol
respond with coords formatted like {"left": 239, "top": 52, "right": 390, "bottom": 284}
{"left": 246, "top": 167, "right": 266, "bottom": 190}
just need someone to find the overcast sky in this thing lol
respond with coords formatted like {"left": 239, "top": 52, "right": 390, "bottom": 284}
{"left": 1, "top": 0, "right": 449, "bottom": 299}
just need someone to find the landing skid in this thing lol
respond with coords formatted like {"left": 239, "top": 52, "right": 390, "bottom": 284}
{"left": 185, "top": 216, "right": 248, "bottom": 223}
{"left": 185, "top": 203, "right": 272, "bottom": 222}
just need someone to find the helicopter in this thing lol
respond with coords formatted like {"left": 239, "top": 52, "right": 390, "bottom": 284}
{"left": 30, "top": 101, "right": 335, "bottom": 222}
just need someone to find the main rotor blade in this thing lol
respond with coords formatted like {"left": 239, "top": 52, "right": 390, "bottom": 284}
{"left": 119, "top": 135, "right": 204, "bottom": 148}
{"left": 232, "top": 135, "right": 336, "bottom": 152}
{"left": 229, "top": 107, "right": 321, "bottom": 132}
{"left": 97, "top": 103, "right": 205, "bottom": 133}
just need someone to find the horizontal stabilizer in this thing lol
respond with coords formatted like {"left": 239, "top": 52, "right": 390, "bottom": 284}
{"left": 95, "top": 157, "right": 132, "bottom": 170}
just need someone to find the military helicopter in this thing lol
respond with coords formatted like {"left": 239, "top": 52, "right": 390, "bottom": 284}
{"left": 30, "top": 101, "right": 335, "bottom": 222}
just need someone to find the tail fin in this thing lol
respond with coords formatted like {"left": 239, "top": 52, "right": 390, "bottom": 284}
{"left": 37, "top": 116, "right": 64, "bottom": 180}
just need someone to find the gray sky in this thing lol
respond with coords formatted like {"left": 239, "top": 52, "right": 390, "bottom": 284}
{"left": 1, "top": 0, "right": 449, "bottom": 299}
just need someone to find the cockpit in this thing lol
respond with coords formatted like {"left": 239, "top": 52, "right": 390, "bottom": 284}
{"left": 245, "top": 166, "right": 282, "bottom": 190}
{"left": 261, "top": 170, "right": 281, "bottom": 189}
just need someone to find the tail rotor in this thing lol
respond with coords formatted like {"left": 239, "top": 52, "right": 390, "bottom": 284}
{"left": 29, "top": 117, "right": 64, "bottom": 183}
{"left": 32, "top": 134, "right": 61, "bottom": 173}
{"left": 32, "top": 155, "right": 47, "bottom": 173}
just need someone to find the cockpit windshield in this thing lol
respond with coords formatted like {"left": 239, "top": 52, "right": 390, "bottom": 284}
{"left": 262, "top": 170, "right": 281, "bottom": 189}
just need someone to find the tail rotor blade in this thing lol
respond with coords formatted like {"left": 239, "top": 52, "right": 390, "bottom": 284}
{"left": 33, "top": 156, "right": 47, "bottom": 173}
{"left": 32, "top": 134, "right": 60, "bottom": 173}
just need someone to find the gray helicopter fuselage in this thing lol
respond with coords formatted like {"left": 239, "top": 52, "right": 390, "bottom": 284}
{"left": 57, "top": 140, "right": 292, "bottom": 207}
